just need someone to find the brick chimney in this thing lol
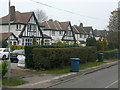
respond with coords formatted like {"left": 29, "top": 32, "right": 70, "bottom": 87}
{"left": 49, "top": 19, "right": 53, "bottom": 21}
{"left": 79, "top": 23, "right": 83, "bottom": 27}
{"left": 10, "top": 6, "right": 15, "bottom": 21}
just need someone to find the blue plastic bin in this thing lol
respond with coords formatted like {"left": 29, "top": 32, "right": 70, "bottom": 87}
{"left": 70, "top": 58, "right": 80, "bottom": 72}
{"left": 98, "top": 53, "right": 104, "bottom": 62}
{"left": 116, "top": 52, "right": 120, "bottom": 59}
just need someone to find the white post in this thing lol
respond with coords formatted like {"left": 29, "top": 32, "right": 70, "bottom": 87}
{"left": 8, "top": 0, "right": 11, "bottom": 80}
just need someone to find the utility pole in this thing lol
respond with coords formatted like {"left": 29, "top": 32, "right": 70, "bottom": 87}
{"left": 8, "top": 0, "right": 11, "bottom": 80}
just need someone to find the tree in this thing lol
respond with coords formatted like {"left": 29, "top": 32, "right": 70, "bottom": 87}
{"left": 107, "top": 31, "right": 119, "bottom": 49}
{"left": 34, "top": 9, "right": 48, "bottom": 23}
{"left": 97, "top": 38, "right": 102, "bottom": 51}
{"left": 0, "top": 40, "right": 8, "bottom": 48}
{"left": 86, "top": 37, "right": 97, "bottom": 46}
{"left": 102, "top": 38, "right": 107, "bottom": 50}
{"left": 107, "top": 9, "right": 120, "bottom": 49}
{"left": 108, "top": 10, "right": 119, "bottom": 31}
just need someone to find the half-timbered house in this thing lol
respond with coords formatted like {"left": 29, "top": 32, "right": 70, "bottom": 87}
{"left": 0, "top": 32, "right": 18, "bottom": 45}
{"left": 40, "top": 19, "right": 76, "bottom": 45}
{"left": 0, "top": 6, "right": 51, "bottom": 45}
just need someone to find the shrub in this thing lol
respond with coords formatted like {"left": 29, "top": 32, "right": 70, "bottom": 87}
{"left": 0, "top": 61, "right": 8, "bottom": 77}
{"left": 87, "top": 47, "right": 97, "bottom": 62}
{"left": 97, "top": 38, "right": 108, "bottom": 51}
{"left": 25, "top": 46, "right": 97, "bottom": 70}
{"left": 10, "top": 45, "right": 25, "bottom": 50}
{"left": 98, "top": 49, "right": 118, "bottom": 59}
{"left": 86, "top": 37, "right": 97, "bottom": 46}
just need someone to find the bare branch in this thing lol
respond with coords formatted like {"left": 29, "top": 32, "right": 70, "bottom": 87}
{"left": 34, "top": 9, "right": 48, "bottom": 23}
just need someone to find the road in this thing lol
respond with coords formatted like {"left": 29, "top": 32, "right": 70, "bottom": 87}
{"left": 50, "top": 65, "right": 118, "bottom": 88}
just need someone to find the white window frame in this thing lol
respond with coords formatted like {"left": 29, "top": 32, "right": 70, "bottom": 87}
{"left": 52, "top": 31, "right": 55, "bottom": 36}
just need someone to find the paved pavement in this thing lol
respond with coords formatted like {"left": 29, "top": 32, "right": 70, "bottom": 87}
{"left": 1, "top": 60, "right": 119, "bottom": 88}
{"left": 7, "top": 60, "right": 118, "bottom": 88}
{"left": 50, "top": 65, "right": 118, "bottom": 88}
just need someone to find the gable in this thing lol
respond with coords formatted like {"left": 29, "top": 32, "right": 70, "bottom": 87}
{"left": 62, "top": 22, "right": 76, "bottom": 41}
{"left": 19, "top": 13, "right": 43, "bottom": 38}
{"left": 0, "top": 32, "right": 18, "bottom": 41}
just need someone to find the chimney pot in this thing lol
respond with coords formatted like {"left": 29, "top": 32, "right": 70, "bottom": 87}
{"left": 79, "top": 23, "right": 83, "bottom": 27}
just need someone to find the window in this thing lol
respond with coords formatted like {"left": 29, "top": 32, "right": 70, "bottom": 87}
{"left": 10, "top": 41, "right": 12, "bottom": 45}
{"left": 84, "top": 35, "right": 86, "bottom": 38}
{"left": 13, "top": 42, "right": 16, "bottom": 45}
{"left": 19, "top": 24, "right": 21, "bottom": 29}
{"left": 33, "top": 25, "right": 36, "bottom": 30}
{"left": 59, "top": 31, "right": 63, "bottom": 36}
{"left": 25, "top": 38, "right": 32, "bottom": 45}
{"left": 3, "top": 49, "right": 9, "bottom": 52}
{"left": 52, "top": 31, "right": 55, "bottom": 36}
{"left": 80, "top": 34, "right": 82, "bottom": 38}
{"left": 22, "top": 39, "right": 24, "bottom": 45}
{"left": 45, "top": 40, "right": 50, "bottom": 45}
{"left": 67, "top": 31, "right": 72, "bottom": 36}
{"left": 16, "top": 24, "right": 21, "bottom": 30}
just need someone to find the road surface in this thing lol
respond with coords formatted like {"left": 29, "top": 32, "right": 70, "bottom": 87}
{"left": 50, "top": 65, "right": 118, "bottom": 88}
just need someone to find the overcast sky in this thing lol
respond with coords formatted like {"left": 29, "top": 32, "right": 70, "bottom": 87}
{"left": 0, "top": 0, "right": 119, "bottom": 30}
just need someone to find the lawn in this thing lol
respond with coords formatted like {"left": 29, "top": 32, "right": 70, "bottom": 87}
{"left": 38, "top": 62, "right": 105, "bottom": 74}
{"left": 0, "top": 62, "right": 25, "bottom": 86}
{"left": 2, "top": 77, "right": 25, "bottom": 86}
{"left": 105, "top": 58, "right": 119, "bottom": 61}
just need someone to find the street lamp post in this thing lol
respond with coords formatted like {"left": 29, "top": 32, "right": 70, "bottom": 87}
{"left": 8, "top": 0, "right": 11, "bottom": 80}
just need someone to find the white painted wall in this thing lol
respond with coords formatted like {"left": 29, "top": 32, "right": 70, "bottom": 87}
{"left": 0, "top": 24, "right": 24, "bottom": 37}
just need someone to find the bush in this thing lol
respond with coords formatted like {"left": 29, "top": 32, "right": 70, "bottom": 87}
{"left": 98, "top": 49, "right": 118, "bottom": 59}
{"left": 0, "top": 61, "right": 8, "bottom": 77}
{"left": 87, "top": 47, "right": 97, "bottom": 62}
{"left": 10, "top": 45, "right": 25, "bottom": 50}
{"left": 25, "top": 46, "right": 97, "bottom": 70}
{"left": 25, "top": 45, "right": 79, "bottom": 68}
{"left": 86, "top": 37, "right": 97, "bottom": 46}
{"left": 97, "top": 38, "right": 108, "bottom": 51}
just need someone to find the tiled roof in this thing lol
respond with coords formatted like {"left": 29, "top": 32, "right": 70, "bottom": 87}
{"left": 40, "top": 20, "right": 69, "bottom": 30}
{"left": 0, "top": 32, "right": 17, "bottom": 41}
{"left": 0, "top": 11, "right": 33, "bottom": 24}
{"left": 94, "top": 30, "right": 108, "bottom": 37}
{"left": 83, "top": 26, "right": 93, "bottom": 34}
{"left": 72, "top": 25, "right": 88, "bottom": 34}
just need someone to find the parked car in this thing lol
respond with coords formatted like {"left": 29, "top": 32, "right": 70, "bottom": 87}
{"left": 0, "top": 48, "right": 9, "bottom": 60}
{"left": 10, "top": 49, "right": 25, "bottom": 63}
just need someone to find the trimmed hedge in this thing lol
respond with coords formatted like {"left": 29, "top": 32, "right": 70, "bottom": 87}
{"left": 10, "top": 45, "right": 25, "bottom": 50}
{"left": 25, "top": 46, "right": 97, "bottom": 70}
{"left": 98, "top": 50, "right": 118, "bottom": 59}
{"left": 25, "top": 45, "right": 79, "bottom": 68}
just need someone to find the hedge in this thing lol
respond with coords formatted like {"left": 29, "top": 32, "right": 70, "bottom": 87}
{"left": 25, "top": 46, "right": 97, "bottom": 70}
{"left": 98, "top": 49, "right": 118, "bottom": 59}
{"left": 10, "top": 45, "right": 25, "bottom": 50}
{"left": 25, "top": 45, "right": 79, "bottom": 68}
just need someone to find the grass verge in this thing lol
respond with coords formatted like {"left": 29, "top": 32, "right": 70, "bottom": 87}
{"left": 38, "top": 62, "right": 105, "bottom": 74}
{"left": 105, "top": 58, "right": 119, "bottom": 61}
{"left": 2, "top": 77, "right": 25, "bottom": 86}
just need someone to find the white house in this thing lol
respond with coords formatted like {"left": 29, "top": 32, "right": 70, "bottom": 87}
{"left": 0, "top": 6, "right": 52, "bottom": 45}
{"left": 40, "top": 19, "right": 76, "bottom": 45}
{"left": 93, "top": 29, "right": 108, "bottom": 40}
{"left": 0, "top": 32, "right": 18, "bottom": 45}
{"left": 72, "top": 23, "right": 94, "bottom": 46}
{"left": 72, "top": 25, "right": 88, "bottom": 46}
